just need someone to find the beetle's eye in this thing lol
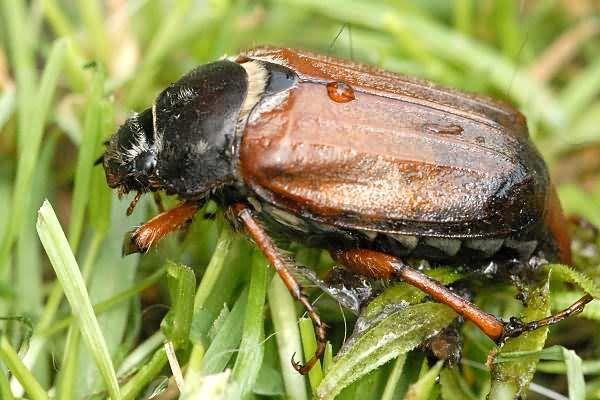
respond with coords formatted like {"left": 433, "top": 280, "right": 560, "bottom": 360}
{"left": 135, "top": 152, "right": 156, "bottom": 173}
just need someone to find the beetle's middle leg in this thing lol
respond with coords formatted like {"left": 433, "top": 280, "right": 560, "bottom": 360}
{"left": 229, "top": 203, "right": 326, "bottom": 375}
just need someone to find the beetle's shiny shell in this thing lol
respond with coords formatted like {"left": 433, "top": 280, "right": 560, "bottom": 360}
{"left": 238, "top": 48, "right": 550, "bottom": 242}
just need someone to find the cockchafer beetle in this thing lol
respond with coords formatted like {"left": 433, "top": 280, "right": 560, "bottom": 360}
{"left": 99, "top": 47, "right": 592, "bottom": 374}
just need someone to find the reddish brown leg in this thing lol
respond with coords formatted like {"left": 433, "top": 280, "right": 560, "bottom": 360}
{"left": 124, "top": 201, "right": 200, "bottom": 255}
{"left": 502, "top": 294, "right": 593, "bottom": 338}
{"left": 333, "top": 248, "right": 505, "bottom": 340}
{"left": 230, "top": 203, "right": 326, "bottom": 375}
{"left": 332, "top": 248, "right": 595, "bottom": 342}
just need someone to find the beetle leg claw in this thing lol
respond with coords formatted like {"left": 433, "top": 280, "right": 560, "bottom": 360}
{"left": 501, "top": 294, "right": 593, "bottom": 340}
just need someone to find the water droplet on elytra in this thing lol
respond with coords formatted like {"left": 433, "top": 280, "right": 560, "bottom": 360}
{"left": 326, "top": 81, "right": 355, "bottom": 103}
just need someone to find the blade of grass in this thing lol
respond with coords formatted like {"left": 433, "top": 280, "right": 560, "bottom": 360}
{"left": 41, "top": 264, "right": 167, "bottom": 338}
{"left": 317, "top": 302, "right": 455, "bottom": 400}
{"left": 200, "top": 289, "right": 248, "bottom": 374}
{"left": 439, "top": 367, "right": 478, "bottom": 400}
{"left": 489, "top": 269, "right": 551, "bottom": 399}
{"left": 0, "top": 336, "right": 48, "bottom": 400}
{"left": 56, "top": 329, "right": 80, "bottom": 400}
{"left": 161, "top": 262, "right": 196, "bottom": 348}
{"left": 563, "top": 348, "right": 585, "bottom": 400}
{"left": 561, "top": 56, "right": 600, "bottom": 121}
{"left": 15, "top": 133, "right": 56, "bottom": 316}
{"left": 117, "top": 331, "right": 165, "bottom": 378}
{"left": 0, "top": 39, "right": 66, "bottom": 273}
{"left": 230, "top": 253, "right": 271, "bottom": 399}
{"left": 72, "top": 196, "right": 142, "bottom": 398}
{"left": 68, "top": 67, "right": 106, "bottom": 252}
{"left": 299, "top": 317, "right": 323, "bottom": 392}
{"left": 406, "top": 361, "right": 443, "bottom": 400}
{"left": 36, "top": 200, "right": 120, "bottom": 399}
{"left": 125, "top": 0, "right": 193, "bottom": 106}
{"left": 120, "top": 347, "right": 168, "bottom": 400}
{"left": 193, "top": 225, "right": 235, "bottom": 312}
{"left": 1, "top": 0, "right": 37, "bottom": 134}
{"left": 76, "top": 0, "right": 108, "bottom": 64}
{"left": 453, "top": 0, "right": 473, "bottom": 35}
{"left": 41, "top": 0, "right": 75, "bottom": 36}
{"left": 0, "top": 363, "right": 15, "bottom": 400}
{"left": 381, "top": 354, "right": 407, "bottom": 400}
{"left": 187, "top": 224, "right": 236, "bottom": 374}
{"left": 0, "top": 88, "right": 15, "bottom": 132}
{"left": 268, "top": 275, "right": 309, "bottom": 400}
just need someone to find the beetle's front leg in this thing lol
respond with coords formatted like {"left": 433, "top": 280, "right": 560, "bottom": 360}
{"left": 124, "top": 201, "right": 200, "bottom": 255}
{"left": 229, "top": 203, "right": 326, "bottom": 375}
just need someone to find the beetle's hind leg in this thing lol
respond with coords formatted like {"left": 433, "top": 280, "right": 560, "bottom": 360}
{"left": 332, "top": 248, "right": 507, "bottom": 340}
{"left": 332, "top": 248, "right": 595, "bottom": 343}
{"left": 229, "top": 203, "right": 326, "bottom": 375}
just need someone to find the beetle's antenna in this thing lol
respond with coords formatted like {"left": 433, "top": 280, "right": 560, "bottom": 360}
{"left": 127, "top": 192, "right": 143, "bottom": 216}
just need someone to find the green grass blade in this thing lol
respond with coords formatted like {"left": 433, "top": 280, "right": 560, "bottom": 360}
{"left": 551, "top": 264, "right": 600, "bottom": 298}
{"left": 1, "top": 0, "right": 37, "bottom": 133}
{"left": 120, "top": 347, "right": 167, "bottom": 400}
{"left": 299, "top": 317, "right": 323, "bottom": 392}
{"left": 76, "top": 0, "right": 108, "bottom": 63}
{"left": 561, "top": 57, "right": 600, "bottom": 121}
{"left": 489, "top": 269, "right": 551, "bottom": 399}
{"left": 0, "top": 88, "right": 15, "bottom": 132}
{"left": 125, "top": 0, "right": 193, "bottom": 106}
{"left": 193, "top": 226, "right": 235, "bottom": 311}
{"left": 40, "top": 0, "right": 75, "bottom": 36}
{"left": 41, "top": 265, "right": 167, "bottom": 338}
{"left": 200, "top": 289, "right": 248, "bottom": 374}
{"left": 117, "top": 331, "right": 165, "bottom": 378}
{"left": 0, "top": 38, "right": 66, "bottom": 273}
{"left": 0, "top": 336, "right": 48, "bottom": 400}
{"left": 36, "top": 200, "right": 120, "bottom": 399}
{"left": 405, "top": 360, "right": 443, "bottom": 400}
{"left": 0, "top": 363, "right": 15, "bottom": 400}
{"left": 381, "top": 354, "right": 407, "bottom": 400}
{"left": 439, "top": 367, "right": 478, "bottom": 400}
{"left": 268, "top": 275, "right": 308, "bottom": 400}
{"left": 563, "top": 348, "right": 585, "bottom": 400}
{"left": 56, "top": 329, "right": 80, "bottom": 400}
{"left": 317, "top": 303, "right": 456, "bottom": 400}
{"left": 161, "top": 262, "right": 196, "bottom": 348}
{"left": 68, "top": 68, "right": 106, "bottom": 251}
{"left": 230, "top": 253, "right": 270, "bottom": 399}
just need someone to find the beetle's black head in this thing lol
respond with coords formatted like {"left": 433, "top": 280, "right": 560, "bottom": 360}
{"left": 102, "top": 108, "right": 159, "bottom": 195}
{"left": 102, "top": 60, "right": 252, "bottom": 202}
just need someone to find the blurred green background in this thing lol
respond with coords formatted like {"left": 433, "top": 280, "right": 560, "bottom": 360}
{"left": 1, "top": 1, "right": 600, "bottom": 399}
